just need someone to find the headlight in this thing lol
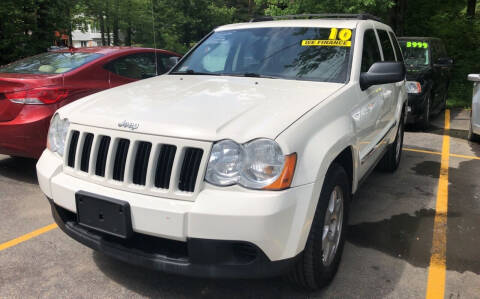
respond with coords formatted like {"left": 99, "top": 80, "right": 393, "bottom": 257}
{"left": 206, "top": 138, "right": 296, "bottom": 190}
{"left": 406, "top": 81, "right": 422, "bottom": 94}
{"left": 205, "top": 140, "right": 245, "bottom": 186}
{"left": 240, "top": 139, "right": 285, "bottom": 188}
{"left": 47, "top": 114, "right": 70, "bottom": 156}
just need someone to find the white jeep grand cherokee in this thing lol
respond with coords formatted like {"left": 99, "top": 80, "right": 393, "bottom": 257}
{"left": 37, "top": 15, "right": 407, "bottom": 289}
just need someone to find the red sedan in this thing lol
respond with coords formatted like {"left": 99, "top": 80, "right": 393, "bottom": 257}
{"left": 0, "top": 47, "right": 181, "bottom": 158}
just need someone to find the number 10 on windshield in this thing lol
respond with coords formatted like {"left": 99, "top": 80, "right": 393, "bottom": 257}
{"left": 329, "top": 28, "right": 352, "bottom": 42}
{"left": 301, "top": 28, "right": 352, "bottom": 47}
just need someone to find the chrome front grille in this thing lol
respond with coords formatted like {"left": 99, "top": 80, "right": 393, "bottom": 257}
{"left": 63, "top": 125, "right": 211, "bottom": 201}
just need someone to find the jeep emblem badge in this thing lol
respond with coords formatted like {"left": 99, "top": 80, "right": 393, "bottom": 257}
{"left": 118, "top": 120, "right": 139, "bottom": 131}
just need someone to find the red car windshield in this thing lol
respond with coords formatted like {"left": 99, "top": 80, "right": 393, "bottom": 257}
{"left": 0, "top": 52, "right": 103, "bottom": 74}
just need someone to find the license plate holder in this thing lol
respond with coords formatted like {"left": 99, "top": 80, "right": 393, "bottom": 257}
{"left": 75, "top": 192, "right": 133, "bottom": 239}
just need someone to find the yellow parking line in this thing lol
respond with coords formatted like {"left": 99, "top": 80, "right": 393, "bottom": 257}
{"left": 450, "top": 153, "right": 480, "bottom": 160}
{"left": 404, "top": 148, "right": 480, "bottom": 161}
{"left": 404, "top": 148, "right": 442, "bottom": 156}
{"left": 426, "top": 110, "right": 450, "bottom": 299}
{"left": 0, "top": 223, "right": 58, "bottom": 252}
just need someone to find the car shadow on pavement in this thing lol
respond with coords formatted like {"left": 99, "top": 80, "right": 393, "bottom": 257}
{"left": 0, "top": 156, "right": 38, "bottom": 185}
{"left": 445, "top": 154, "right": 480, "bottom": 275}
{"left": 92, "top": 251, "right": 309, "bottom": 298}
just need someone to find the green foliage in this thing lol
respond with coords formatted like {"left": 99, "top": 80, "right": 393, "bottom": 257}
{"left": 0, "top": 0, "right": 76, "bottom": 65}
{"left": 254, "top": 0, "right": 395, "bottom": 16}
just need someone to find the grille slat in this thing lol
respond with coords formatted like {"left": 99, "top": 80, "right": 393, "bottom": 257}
{"left": 132, "top": 142, "right": 152, "bottom": 185}
{"left": 67, "top": 131, "right": 80, "bottom": 168}
{"left": 65, "top": 128, "right": 207, "bottom": 199}
{"left": 154, "top": 145, "right": 177, "bottom": 189}
{"left": 95, "top": 136, "right": 111, "bottom": 177}
{"left": 178, "top": 148, "right": 203, "bottom": 192}
{"left": 113, "top": 139, "right": 130, "bottom": 181}
{"left": 80, "top": 133, "right": 94, "bottom": 172}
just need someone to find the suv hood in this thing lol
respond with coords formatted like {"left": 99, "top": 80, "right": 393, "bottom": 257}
{"left": 61, "top": 75, "right": 343, "bottom": 142}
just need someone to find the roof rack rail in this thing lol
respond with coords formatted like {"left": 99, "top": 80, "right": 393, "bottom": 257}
{"left": 249, "top": 13, "right": 383, "bottom": 23}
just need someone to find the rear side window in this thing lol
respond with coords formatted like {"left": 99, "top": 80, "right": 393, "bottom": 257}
{"left": 388, "top": 32, "right": 404, "bottom": 62}
{"left": 0, "top": 52, "right": 102, "bottom": 74}
{"left": 377, "top": 30, "right": 396, "bottom": 62}
{"left": 361, "top": 29, "right": 382, "bottom": 73}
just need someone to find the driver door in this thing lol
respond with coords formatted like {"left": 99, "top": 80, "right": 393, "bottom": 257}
{"left": 353, "top": 28, "right": 386, "bottom": 179}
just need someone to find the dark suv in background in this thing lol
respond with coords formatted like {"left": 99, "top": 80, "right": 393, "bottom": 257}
{"left": 398, "top": 37, "right": 453, "bottom": 129}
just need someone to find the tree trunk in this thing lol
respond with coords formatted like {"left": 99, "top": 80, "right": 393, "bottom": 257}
{"left": 67, "top": 5, "right": 72, "bottom": 46}
{"left": 125, "top": 0, "right": 132, "bottom": 46}
{"left": 397, "top": 0, "right": 406, "bottom": 35}
{"left": 113, "top": 0, "right": 120, "bottom": 45}
{"left": 467, "top": 0, "right": 477, "bottom": 18}
{"left": 106, "top": 0, "right": 111, "bottom": 46}
{"left": 390, "top": 0, "right": 406, "bottom": 36}
{"left": 99, "top": 14, "right": 106, "bottom": 46}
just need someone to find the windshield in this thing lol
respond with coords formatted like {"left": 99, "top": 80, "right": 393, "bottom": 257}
{"left": 399, "top": 41, "right": 430, "bottom": 67}
{"left": 0, "top": 52, "right": 103, "bottom": 74}
{"left": 171, "top": 27, "right": 354, "bottom": 83}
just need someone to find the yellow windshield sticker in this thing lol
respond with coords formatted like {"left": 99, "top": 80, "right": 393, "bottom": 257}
{"left": 338, "top": 29, "right": 352, "bottom": 41}
{"left": 329, "top": 28, "right": 338, "bottom": 40}
{"left": 303, "top": 28, "right": 352, "bottom": 47}
{"left": 302, "top": 40, "right": 351, "bottom": 47}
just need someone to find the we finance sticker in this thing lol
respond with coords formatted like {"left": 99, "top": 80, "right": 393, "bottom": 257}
{"left": 302, "top": 28, "right": 352, "bottom": 47}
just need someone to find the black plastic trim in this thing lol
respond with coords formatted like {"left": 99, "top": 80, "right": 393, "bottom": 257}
{"left": 67, "top": 131, "right": 80, "bottom": 168}
{"left": 80, "top": 133, "right": 94, "bottom": 172}
{"left": 48, "top": 198, "right": 298, "bottom": 278}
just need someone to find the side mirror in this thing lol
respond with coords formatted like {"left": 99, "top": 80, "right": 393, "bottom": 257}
{"left": 360, "top": 62, "right": 406, "bottom": 91}
{"left": 468, "top": 74, "right": 480, "bottom": 82}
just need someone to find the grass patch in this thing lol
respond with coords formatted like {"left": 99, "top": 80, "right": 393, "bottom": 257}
{"left": 447, "top": 80, "right": 474, "bottom": 108}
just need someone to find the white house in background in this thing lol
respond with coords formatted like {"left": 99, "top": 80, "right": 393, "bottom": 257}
{"left": 72, "top": 24, "right": 111, "bottom": 47}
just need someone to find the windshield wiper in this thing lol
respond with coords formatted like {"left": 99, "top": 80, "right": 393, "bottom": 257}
{"left": 170, "top": 69, "right": 219, "bottom": 75}
{"left": 222, "top": 73, "right": 280, "bottom": 79}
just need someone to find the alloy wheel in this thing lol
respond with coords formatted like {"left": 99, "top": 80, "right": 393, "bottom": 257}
{"left": 322, "top": 185, "right": 344, "bottom": 266}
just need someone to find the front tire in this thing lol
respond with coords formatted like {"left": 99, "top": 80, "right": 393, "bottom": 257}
{"left": 418, "top": 95, "right": 431, "bottom": 130}
{"left": 379, "top": 111, "right": 405, "bottom": 172}
{"left": 288, "top": 163, "right": 350, "bottom": 290}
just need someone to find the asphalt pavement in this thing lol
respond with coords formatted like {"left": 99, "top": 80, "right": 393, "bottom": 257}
{"left": 0, "top": 109, "right": 479, "bottom": 298}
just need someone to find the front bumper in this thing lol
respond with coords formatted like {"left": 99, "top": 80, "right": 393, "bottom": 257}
{"left": 406, "top": 93, "right": 428, "bottom": 124}
{"left": 37, "top": 150, "right": 315, "bottom": 277}
{"left": 0, "top": 105, "right": 56, "bottom": 158}
{"left": 49, "top": 198, "right": 299, "bottom": 278}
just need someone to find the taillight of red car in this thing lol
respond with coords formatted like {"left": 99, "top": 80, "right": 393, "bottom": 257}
{"left": 5, "top": 87, "right": 69, "bottom": 105}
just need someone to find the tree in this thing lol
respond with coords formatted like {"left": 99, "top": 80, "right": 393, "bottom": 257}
{"left": 467, "top": 0, "right": 477, "bottom": 18}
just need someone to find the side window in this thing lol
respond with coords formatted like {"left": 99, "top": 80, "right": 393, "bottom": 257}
{"left": 377, "top": 30, "right": 396, "bottom": 62}
{"left": 106, "top": 53, "right": 157, "bottom": 79}
{"left": 438, "top": 42, "right": 448, "bottom": 58}
{"left": 157, "top": 54, "right": 179, "bottom": 73}
{"left": 361, "top": 29, "right": 382, "bottom": 73}
{"left": 388, "top": 31, "right": 404, "bottom": 62}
